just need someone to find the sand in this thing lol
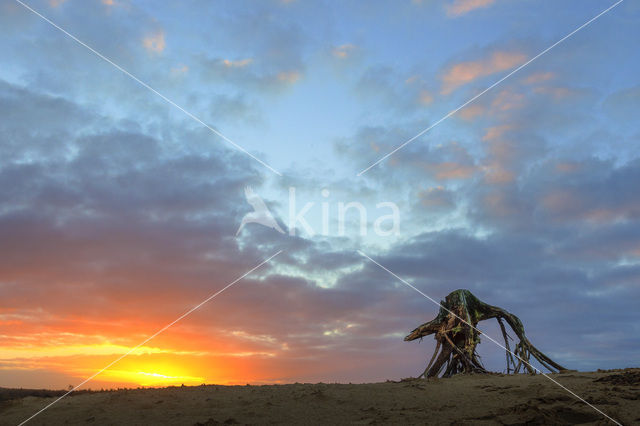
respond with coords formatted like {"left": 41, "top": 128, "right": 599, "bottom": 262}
{"left": 1, "top": 369, "right": 638, "bottom": 425}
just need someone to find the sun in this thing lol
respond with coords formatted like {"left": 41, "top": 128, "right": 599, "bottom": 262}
{"left": 97, "top": 360, "right": 206, "bottom": 387}
{"left": 100, "top": 369, "right": 204, "bottom": 387}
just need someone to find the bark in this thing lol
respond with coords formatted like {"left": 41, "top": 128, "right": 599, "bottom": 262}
{"left": 405, "top": 289, "right": 567, "bottom": 378}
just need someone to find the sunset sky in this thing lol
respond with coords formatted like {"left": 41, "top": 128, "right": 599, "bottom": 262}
{"left": 1, "top": 0, "right": 639, "bottom": 390}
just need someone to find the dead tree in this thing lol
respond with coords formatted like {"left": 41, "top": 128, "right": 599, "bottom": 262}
{"left": 405, "top": 289, "right": 567, "bottom": 378}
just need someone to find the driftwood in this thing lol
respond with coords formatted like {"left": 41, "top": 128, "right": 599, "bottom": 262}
{"left": 405, "top": 289, "right": 567, "bottom": 378}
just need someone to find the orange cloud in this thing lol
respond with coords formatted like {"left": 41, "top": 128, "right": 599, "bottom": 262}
{"left": 458, "top": 103, "right": 485, "bottom": 121}
{"left": 483, "top": 164, "right": 515, "bottom": 184}
{"left": 480, "top": 125, "right": 519, "bottom": 184}
{"left": 332, "top": 44, "right": 356, "bottom": 59}
{"left": 418, "top": 186, "right": 454, "bottom": 209}
{"left": 428, "top": 162, "right": 476, "bottom": 180}
{"left": 222, "top": 58, "right": 253, "bottom": 68}
{"left": 170, "top": 64, "right": 189, "bottom": 76}
{"left": 418, "top": 90, "right": 433, "bottom": 105}
{"left": 491, "top": 89, "right": 525, "bottom": 112}
{"left": 523, "top": 71, "right": 555, "bottom": 85}
{"left": 276, "top": 70, "right": 301, "bottom": 85}
{"left": 142, "top": 31, "right": 166, "bottom": 53}
{"left": 482, "top": 124, "right": 513, "bottom": 142}
{"left": 522, "top": 72, "right": 573, "bottom": 101}
{"left": 49, "top": 0, "right": 67, "bottom": 7}
{"left": 533, "top": 86, "right": 574, "bottom": 100}
{"left": 404, "top": 76, "right": 433, "bottom": 105}
{"left": 441, "top": 51, "right": 526, "bottom": 94}
{"left": 446, "top": 0, "right": 496, "bottom": 17}
{"left": 405, "top": 75, "right": 420, "bottom": 85}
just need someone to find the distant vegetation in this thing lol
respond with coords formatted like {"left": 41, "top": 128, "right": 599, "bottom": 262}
{"left": 0, "top": 387, "right": 106, "bottom": 403}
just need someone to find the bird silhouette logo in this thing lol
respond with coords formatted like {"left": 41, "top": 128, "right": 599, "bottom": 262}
{"left": 236, "top": 186, "right": 285, "bottom": 236}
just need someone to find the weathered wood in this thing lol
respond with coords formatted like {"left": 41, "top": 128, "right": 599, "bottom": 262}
{"left": 405, "top": 289, "right": 567, "bottom": 378}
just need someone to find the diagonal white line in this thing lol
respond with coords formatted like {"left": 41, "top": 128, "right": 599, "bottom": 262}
{"left": 17, "top": 250, "right": 283, "bottom": 426}
{"left": 14, "top": 0, "right": 282, "bottom": 177}
{"left": 357, "top": 0, "right": 624, "bottom": 176}
{"left": 357, "top": 250, "right": 622, "bottom": 426}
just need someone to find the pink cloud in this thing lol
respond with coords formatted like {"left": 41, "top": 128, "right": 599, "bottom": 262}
{"left": 482, "top": 124, "right": 513, "bottom": 142}
{"left": 441, "top": 51, "right": 526, "bottom": 94}
{"left": 482, "top": 164, "right": 516, "bottom": 184}
{"left": 533, "top": 86, "right": 574, "bottom": 101}
{"left": 332, "top": 44, "right": 357, "bottom": 59}
{"left": 222, "top": 58, "right": 253, "bottom": 68}
{"left": 48, "top": 0, "right": 67, "bottom": 7}
{"left": 523, "top": 71, "right": 555, "bottom": 85}
{"left": 418, "top": 90, "right": 434, "bottom": 105}
{"left": 446, "top": 0, "right": 496, "bottom": 17}
{"left": 276, "top": 70, "right": 302, "bottom": 85}
{"left": 418, "top": 187, "right": 454, "bottom": 209}
{"left": 491, "top": 89, "right": 525, "bottom": 112}
{"left": 142, "top": 31, "right": 166, "bottom": 53}
{"left": 458, "top": 103, "right": 485, "bottom": 121}
{"left": 430, "top": 162, "right": 476, "bottom": 180}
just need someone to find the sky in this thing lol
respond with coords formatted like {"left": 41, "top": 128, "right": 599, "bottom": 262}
{"left": 0, "top": 0, "right": 639, "bottom": 390}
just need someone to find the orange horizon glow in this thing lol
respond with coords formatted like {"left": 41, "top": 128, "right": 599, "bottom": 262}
{"left": 0, "top": 317, "right": 290, "bottom": 389}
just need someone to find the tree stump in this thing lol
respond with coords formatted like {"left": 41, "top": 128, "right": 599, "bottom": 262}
{"left": 404, "top": 289, "right": 567, "bottom": 378}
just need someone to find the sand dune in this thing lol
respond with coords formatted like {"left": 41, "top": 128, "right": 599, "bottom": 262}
{"left": 1, "top": 369, "right": 638, "bottom": 425}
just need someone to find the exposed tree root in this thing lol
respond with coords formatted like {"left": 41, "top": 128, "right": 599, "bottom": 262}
{"left": 405, "top": 289, "right": 567, "bottom": 378}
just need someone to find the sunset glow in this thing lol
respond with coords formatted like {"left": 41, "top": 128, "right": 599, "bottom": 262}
{"left": 1, "top": 0, "right": 639, "bottom": 394}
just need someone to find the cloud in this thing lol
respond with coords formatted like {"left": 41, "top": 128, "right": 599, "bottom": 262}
{"left": 523, "top": 71, "right": 555, "bottom": 85}
{"left": 49, "top": 0, "right": 68, "bottom": 7}
{"left": 142, "top": 30, "right": 166, "bottom": 53}
{"left": 532, "top": 86, "right": 577, "bottom": 101}
{"left": 418, "top": 90, "right": 433, "bottom": 105}
{"left": 3, "top": 79, "right": 640, "bottom": 385}
{"left": 0, "top": 78, "right": 430, "bottom": 387}
{"left": 208, "top": 93, "right": 260, "bottom": 124}
{"left": 482, "top": 124, "right": 513, "bottom": 142}
{"left": 332, "top": 44, "right": 357, "bottom": 59}
{"left": 418, "top": 187, "right": 455, "bottom": 210}
{"left": 533, "top": 158, "right": 640, "bottom": 224}
{"left": 441, "top": 51, "right": 526, "bottom": 94}
{"left": 222, "top": 58, "right": 253, "bottom": 68}
{"left": 2, "top": 0, "right": 640, "bottom": 389}
{"left": 354, "top": 67, "right": 436, "bottom": 115}
{"left": 199, "top": 56, "right": 303, "bottom": 92}
{"left": 170, "top": 64, "right": 189, "bottom": 76}
{"left": 490, "top": 89, "right": 526, "bottom": 112}
{"left": 480, "top": 123, "right": 545, "bottom": 184}
{"left": 195, "top": 7, "right": 307, "bottom": 94}
{"left": 445, "top": 0, "right": 496, "bottom": 17}
{"left": 457, "top": 103, "right": 485, "bottom": 121}
{"left": 276, "top": 70, "right": 301, "bottom": 84}
{"left": 430, "top": 161, "right": 477, "bottom": 180}
{"left": 603, "top": 85, "right": 640, "bottom": 123}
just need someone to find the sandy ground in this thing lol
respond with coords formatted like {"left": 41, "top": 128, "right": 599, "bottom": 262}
{"left": 1, "top": 369, "right": 638, "bottom": 425}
